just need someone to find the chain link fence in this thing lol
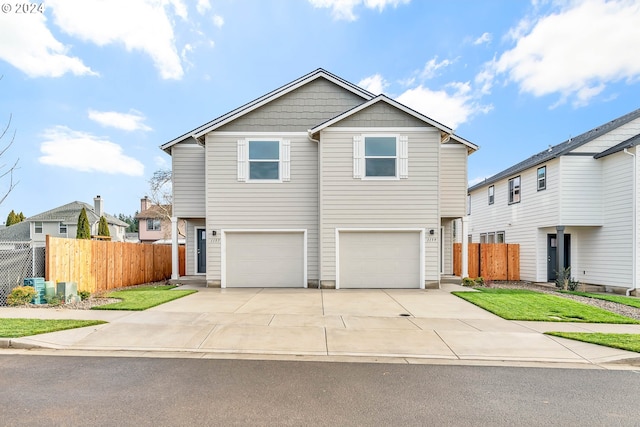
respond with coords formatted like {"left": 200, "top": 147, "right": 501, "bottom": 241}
{"left": 0, "top": 241, "right": 46, "bottom": 306}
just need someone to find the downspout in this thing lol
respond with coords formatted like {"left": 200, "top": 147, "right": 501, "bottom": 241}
{"left": 308, "top": 131, "right": 321, "bottom": 289}
{"left": 624, "top": 148, "right": 636, "bottom": 296}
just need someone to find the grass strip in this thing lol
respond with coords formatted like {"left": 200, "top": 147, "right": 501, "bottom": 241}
{"left": 0, "top": 318, "right": 106, "bottom": 338}
{"left": 452, "top": 288, "right": 640, "bottom": 323}
{"left": 546, "top": 332, "right": 640, "bottom": 353}
{"left": 562, "top": 291, "right": 640, "bottom": 309}
{"left": 92, "top": 285, "right": 196, "bottom": 311}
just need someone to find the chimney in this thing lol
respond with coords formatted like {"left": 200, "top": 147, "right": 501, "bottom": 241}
{"left": 141, "top": 196, "right": 151, "bottom": 212}
{"left": 94, "top": 195, "right": 103, "bottom": 218}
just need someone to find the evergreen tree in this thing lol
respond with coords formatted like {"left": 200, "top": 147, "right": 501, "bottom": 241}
{"left": 5, "top": 209, "right": 16, "bottom": 226}
{"left": 18, "top": 212, "right": 24, "bottom": 221}
{"left": 98, "top": 216, "right": 110, "bottom": 237}
{"left": 76, "top": 207, "right": 91, "bottom": 239}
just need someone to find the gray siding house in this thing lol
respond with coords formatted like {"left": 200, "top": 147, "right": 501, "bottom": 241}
{"left": 468, "top": 108, "right": 640, "bottom": 295}
{"left": 162, "top": 69, "right": 477, "bottom": 289}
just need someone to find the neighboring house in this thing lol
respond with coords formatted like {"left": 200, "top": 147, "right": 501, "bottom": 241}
{"left": 0, "top": 196, "right": 128, "bottom": 244}
{"left": 468, "top": 108, "right": 640, "bottom": 295}
{"left": 135, "top": 196, "right": 185, "bottom": 244}
{"left": 161, "top": 68, "right": 477, "bottom": 288}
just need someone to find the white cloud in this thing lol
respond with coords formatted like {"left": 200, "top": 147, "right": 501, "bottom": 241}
{"left": 196, "top": 0, "right": 211, "bottom": 14}
{"left": 308, "top": 0, "right": 410, "bottom": 21}
{"left": 473, "top": 32, "right": 492, "bottom": 45}
{"left": 396, "top": 81, "right": 492, "bottom": 129}
{"left": 213, "top": 14, "right": 224, "bottom": 28}
{"left": 88, "top": 110, "right": 152, "bottom": 132}
{"left": 0, "top": 12, "right": 97, "bottom": 77}
{"left": 486, "top": 0, "right": 640, "bottom": 106}
{"left": 421, "top": 56, "right": 455, "bottom": 79}
{"left": 154, "top": 155, "right": 169, "bottom": 167}
{"left": 358, "top": 74, "right": 388, "bottom": 94}
{"left": 38, "top": 126, "right": 144, "bottom": 176}
{"left": 47, "top": 0, "right": 185, "bottom": 80}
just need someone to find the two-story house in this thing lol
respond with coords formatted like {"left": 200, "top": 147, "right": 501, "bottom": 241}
{"left": 0, "top": 196, "right": 128, "bottom": 244}
{"left": 136, "top": 196, "right": 185, "bottom": 244}
{"left": 161, "top": 69, "right": 477, "bottom": 289}
{"left": 468, "top": 108, "right": 640, "bottom": 295}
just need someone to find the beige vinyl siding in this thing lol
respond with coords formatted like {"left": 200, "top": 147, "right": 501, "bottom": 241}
{"left": 440, "top": 144, "right": 468, "bottom": 217}
{"left": 205, "top": 133, "right": 318, "bottom": 284}
{"left": 469, "top": 158, "right": 561, "bottom": 281}
{"left": 577, "top": 152, "right": 633, "bottom": 286}
{"left": 217, "top": 78, "right": 366, "bottom": 132}
{"left": 332, "top": 102, "right": 427, "bottom": 127}
{"left": 319, "top": 128, "right": 440, "bottom": 285}
{"left": 558, "top": 156, "right": 602, "bottom": 225}
{"left": 572, "top": 117, "right": 640, "bottom": 153}
{"left": 172, "top": 142, "right": 205, "bottom": 217}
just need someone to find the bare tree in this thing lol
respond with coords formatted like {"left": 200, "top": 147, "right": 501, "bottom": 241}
{"left": 0, "top": 112, "right": 19, "bottom": 207}
{"left": 146, "top": 168, "right": 184, "bottom": 238}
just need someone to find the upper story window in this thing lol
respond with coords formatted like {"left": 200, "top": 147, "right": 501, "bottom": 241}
{"left": 34, "top": 222, "right": 42, "bottom": 233}
{"left": 508, "top": 176, "right": 521, "bottom": 204}
{"left": 353, "top": 135, "right": 408, "bottom": 180}
{"left": 537, "top": 166, "right": 546, "bottom": 191}
{"left": 237, "top": 138, "right": 290, "bottom": 182}
{"left": 59, "top": 222, "right": 67, "bottom": 234}
{"left": 488, "top": 185, "right": 494, "bottom": 205}
{"left": 147, "top": 218, "right": 161, "bottom": 231}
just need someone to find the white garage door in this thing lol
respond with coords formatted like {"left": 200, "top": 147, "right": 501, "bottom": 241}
{"left": 225, "top": 232, "right": 305, "bottom": 287}
{"left": 339, "top": 231, "right": 421, "bottom": 288}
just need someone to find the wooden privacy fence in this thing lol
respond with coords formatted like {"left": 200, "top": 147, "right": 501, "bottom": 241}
{"left": 453, "top": 243, "right": 520, "bottom": 281}
{"left": 46, "top": 236, "right": 174, "bottom": 293}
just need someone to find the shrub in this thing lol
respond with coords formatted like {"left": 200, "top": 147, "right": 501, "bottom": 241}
{"left": 98, "top": 216, "right": 110, "bottom": 237}
{"left": 462, "top": 277, "right": 476, "bottom": 287}
{"left": 78, "top": 290, "right": 91, "bottom": 300}
{"left": 555, "top": 267, "right": 581, "bottom": 291}
{"left": 44, "top": 294, "right": 64, "bottom": 306}
{"left": 475, "top": 277, "right": 485, "bottom": 286}
{"left": 76, "top": 207, "right": 91, "bottom": 239}
{"left": 6, "top": 286, "right": 37, "bottom": 306}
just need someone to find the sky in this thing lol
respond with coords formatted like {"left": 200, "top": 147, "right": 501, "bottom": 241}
{"left": 0, "top": 0, "right": 639, "bottom": 221}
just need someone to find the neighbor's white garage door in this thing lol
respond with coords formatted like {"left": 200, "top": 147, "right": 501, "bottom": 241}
{"left": 339, "top": 231, "right": 421, "bottom": 288}
{"left": 225, "top": 232, "right": 305, "bottom": 287}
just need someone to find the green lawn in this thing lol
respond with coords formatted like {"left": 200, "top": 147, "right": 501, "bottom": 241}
{"left": 452, "top": 288, "right": 640, "bottom": 324}
{"left": 92, "top": 285, "right": 197, "bottom": 311}
{"left": 546, "top": 332, "right": 640, "bottom": 353}
{"left": 0, "top": 318, "right": 106, "bottom": 338}
{"left": 563, "top": 291, "right": 640, "bottom": 309}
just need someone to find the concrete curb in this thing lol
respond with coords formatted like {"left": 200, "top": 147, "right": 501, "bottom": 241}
{"left": 0, "top": 338, "right": 50, "bottom": 350}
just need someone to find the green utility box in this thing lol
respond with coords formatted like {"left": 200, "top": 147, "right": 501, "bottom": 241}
{"left": 56, "top": 281, "right": 78, "bottom": 303}
{"left": 24, "top": 278, "right": 46, "bottom": 304}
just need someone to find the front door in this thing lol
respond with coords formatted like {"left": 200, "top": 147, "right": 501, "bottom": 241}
{"left": 547, "top": 234, "right": 571, "bottom": 281}
{"left": 196, "top": 228, "right": 206, "bottom": 274}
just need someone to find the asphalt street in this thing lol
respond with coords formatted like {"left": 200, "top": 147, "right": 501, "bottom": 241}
{"left": 1, "top": 355, "right": 639, "bottom": 426}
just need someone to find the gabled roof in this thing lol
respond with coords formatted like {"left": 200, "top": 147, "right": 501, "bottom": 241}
{"left": 308, "top": 94, "right": 478, "bottom": 152}
{"left": 161, "top": 68, "right": 374, "bottom": 153}
{"left": 136, "top": 204, "right": 172, "bottom": 219}
{"left": 0, "top": 221, "right": 30, "bottom": 241}
{"left": 27, "top": 201, "right": 128, "bottom": 227}
{"left": 469, "top": 107, "right": 640, "bottom": 192}
{"left": 594, "top": 133, "right": 640, "bottom": 159}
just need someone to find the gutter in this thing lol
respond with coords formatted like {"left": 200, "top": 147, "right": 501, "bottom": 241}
{"left": 624, "top": 148, "right": 637, "bottom": 296}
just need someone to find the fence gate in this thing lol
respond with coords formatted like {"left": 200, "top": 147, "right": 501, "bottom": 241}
{"left": 0, "top": 241, "right": 46, "bottom": 306}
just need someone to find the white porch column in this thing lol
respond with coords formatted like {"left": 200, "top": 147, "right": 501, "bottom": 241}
{"left": 171, "top": 216, "right": 179, "bottom": 280}
{"left": 461, "top": 216, "right": 469, "bottom": 278}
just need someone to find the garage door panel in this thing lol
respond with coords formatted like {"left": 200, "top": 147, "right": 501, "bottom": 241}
{"left": 339, "top": 231, "right": 421, "bottom": 289}
{"left": 226, "top": 232, "right": 304, "bottom": 287}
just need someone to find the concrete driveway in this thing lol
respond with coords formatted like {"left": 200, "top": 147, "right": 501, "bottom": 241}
{"left": 2, "top": 283, "right": 639, "bottom": 368}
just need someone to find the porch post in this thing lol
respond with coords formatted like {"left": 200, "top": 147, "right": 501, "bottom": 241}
{"left": 556, "top": 225, "right": 565, "bottom": 276}
{"left": 171, "top": 216, "right": 179, "bottom": 280}
{"left": 461, "top": 216, "right": 469, "bottom": 278}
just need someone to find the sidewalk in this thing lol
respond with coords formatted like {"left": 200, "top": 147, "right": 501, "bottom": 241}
{"left": 1, "top": 284, "right": 639, "bottom": 369}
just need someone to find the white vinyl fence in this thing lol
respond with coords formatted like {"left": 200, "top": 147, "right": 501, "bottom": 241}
{"left": 0, "top": 241, "right": 45, "bottom": 306}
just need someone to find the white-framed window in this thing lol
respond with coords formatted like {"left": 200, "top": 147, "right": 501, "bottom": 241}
{"left": 467, "top": 194, "right": 471, "bottom": 215}
{"left": 537, "top": 166, "right": 546, "bottom": 191}
{"left": 488, "top": 185, "right": 494, "bottom": 205}
{"left": 508, "top": 176, "right": 521, "bottom": 204}
{"left": 237, "top": 138, "right": 290, "bottom": 182}
{"left": 479, "top": 233, "right": 487, "bottom": 243}
{"left": 496, "top": 231, "right": 505, "bottom": 243}
{"left": 487, "top": 232, "right": 495, "bottom": 243}
{"left": 59, "top": 222, "right": 67, "bottom": 234}
{"left": 147, "top": 218, "right": 161, "bottom": 231}
{"left": 34, "top": 222, "right": 42, "bottom": 234}
{"left": 353, "top": 135, "right": 408, "bottom": 179}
